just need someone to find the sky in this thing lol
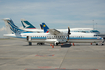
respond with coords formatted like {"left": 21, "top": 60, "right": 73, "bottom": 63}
{"left": 0, "top": 0, "right": 105, "bottom": 38}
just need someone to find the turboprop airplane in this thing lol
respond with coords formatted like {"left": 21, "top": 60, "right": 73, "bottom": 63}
{"left": 41, "top": 23, "right": 104, "bottom": 45}
{"left": 3, "top": 18, "right": 103, "bottom": 46}
{"left": 3, "top": 18, "right": 70, "bottom": 45}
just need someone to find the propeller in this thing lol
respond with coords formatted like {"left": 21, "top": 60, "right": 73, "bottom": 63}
{"left": 67, "top": 26, "right": 71, "bottom": 41}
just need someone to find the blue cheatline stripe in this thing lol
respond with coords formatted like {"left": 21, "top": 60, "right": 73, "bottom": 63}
{"left": 31, "top": 37, "right": 46, "bottom": 39}
{"left": 8, "top": 36, "right": 102, "bottom": 40}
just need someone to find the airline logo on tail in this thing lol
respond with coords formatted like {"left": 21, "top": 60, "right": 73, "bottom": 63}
{"left": 21, "top": 19, "right": 36, "bottom": 29}
{"left": 43, "top": 25, "right": 46, "bottom": 27}
{"left": 22, "top": 22, "right": 30, "bottom": 28}
{"left": 3, "top": 18, "right": 24, "bottom": 34}
{"left": 7, "top": 20, "right": 20, "bottom": 33}
{"left": 42, "top": 23, "right": 49, "bottom": 33}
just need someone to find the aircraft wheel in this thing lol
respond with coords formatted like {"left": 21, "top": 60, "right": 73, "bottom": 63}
{"left": 39, "top": 43, "right": 42, "bottom": 45}
{"left": 37, "top": 43, "right": 39, "bottom": 45}
{"left": 37, "top": 43, "right": 44, "bottom": 45}
{"left": 42, "top": 43, "right": 44, "bottom": 45}
{"left": 96, "top": 43, "right": 98, "bottom": 45}
{"left": 56, "top": 43, "right": 58, "bottom": 46}
{"left": 54, "top": 42, "right": 59, "bottom": 46}
{"left": 29, "top": 42, "right": 32, "bottom": 45}
{"left": 102, "top": 44, "right": 104, "bottom": 45}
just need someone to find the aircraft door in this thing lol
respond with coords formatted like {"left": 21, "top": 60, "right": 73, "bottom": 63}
{"left": 27, "top": 36, "right": 31, "bottom": 41}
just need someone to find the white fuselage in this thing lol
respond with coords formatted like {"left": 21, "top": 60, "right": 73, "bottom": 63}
{"left": 4, "top": 32, "right": 103, "bottom": 44}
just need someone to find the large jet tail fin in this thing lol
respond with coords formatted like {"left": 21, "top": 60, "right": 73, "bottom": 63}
{"left": 40, "top": 24, "right": 43, "bottom": 29}
{"left": 21, "top": 19, "right": 36, "bottom": 29}
{"left": 42, "top": 23, "right": 49, "bottom": 33}
{"left": 3, "top": 18, "right": 24, "bottom": 34}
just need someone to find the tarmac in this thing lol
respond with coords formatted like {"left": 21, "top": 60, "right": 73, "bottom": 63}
{"left": 0, "top": 39, "right": 105, "bottom": 70}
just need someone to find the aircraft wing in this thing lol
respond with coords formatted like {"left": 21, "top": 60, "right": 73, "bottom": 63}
{"left": 48, "top": 29, "right": 61, "bottom": 35}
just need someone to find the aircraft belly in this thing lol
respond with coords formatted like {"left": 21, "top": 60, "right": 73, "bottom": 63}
{"left": 29, "top": 39, "right": 55, "bottom": 43}
{"left": 69, "top": 39, "right": 102, "bottom": 43}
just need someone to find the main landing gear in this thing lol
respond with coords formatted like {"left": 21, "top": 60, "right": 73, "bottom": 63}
{"left": 37, "top": 43, "right": 44, "bottom": 45}
{"left": 91, "top": 43, "right": 104, "bottom": 46}
{"left": 29, "top": 42, "right": 32, "bottom": 46}
{"left": 28, "top": 42, "right": 44, "bottom": 46}
{"left": 95, "top": 43, "right": 104, "bottom": 45}
{"left": 54, "top": 43, "right": 58, "bottom": 46}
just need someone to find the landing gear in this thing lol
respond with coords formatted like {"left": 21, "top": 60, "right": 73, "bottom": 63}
{"left": 27, "top": 36, "right": 32, "bottom": 46}
{"left": 37, "top": 43, "right": 44, "bottom": 45}
{"left": 54, "top": 42, "right": 59, "bottom": 46}
{"left": 96, "top": 43, "right": 98, "bottom": 45}
{"left": 56, "top": 43, "right": 58, "bottom": 46}
{"left": 102, "top": 44, "right": 104, "bottom": 45}
{"left": 95, "top": 43, "right": 104, "bottom": 46}
{"left": 102, "top": 40, "right": 104, "bottom": 45}
{"left": 29, "top": 42, "right": 32, "bottom": 45}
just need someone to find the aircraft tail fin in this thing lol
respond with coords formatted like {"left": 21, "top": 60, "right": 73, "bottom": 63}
{"left": 21, "top": 19, "right": 36, "bottom": 29}
{"left": 42, "top": 23, "right": 49, "bottom": 33}
{"left": 40, "top": 24, "right": 43, "bottom": 29}
{"left": 3, "top": 18, "right": 24, "bottom": 34}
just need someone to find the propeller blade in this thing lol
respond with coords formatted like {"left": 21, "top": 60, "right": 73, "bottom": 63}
{"left": 67, "top": 26, "right": 71, "bottom": 41}
{"left": 68, "top": 27, "right": 70, "bottom": 34}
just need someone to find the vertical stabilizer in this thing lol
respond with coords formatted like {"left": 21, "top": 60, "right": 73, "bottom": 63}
{"left": 3, "top": 18, "right": 24, "bottom": 34}
{"left": 3, "top": 18, "right": 13, "bottom": 34}
{"left": 21, "top": 19, "right": 36, "bottom": 29}
{"left": 42, "top": 23, "right": 49, "bottom": 33}
{"left": 40, "top": 24, "right": 43, "bottom": 29}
